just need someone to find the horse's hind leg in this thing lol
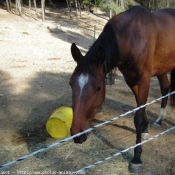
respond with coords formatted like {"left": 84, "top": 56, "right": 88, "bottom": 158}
{"left": 151, "top": 74, "right": 170, "bottom": 128}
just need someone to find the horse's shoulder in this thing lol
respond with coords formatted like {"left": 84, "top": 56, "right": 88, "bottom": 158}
{"left": 110, "top": 6, "right": 153, "bottom": 33}
{"left": 110, "top": 6, "right": 152, "bottom": 25}
{"left": 128, "top": 5, "right": 149, "bottom": 13}
{"left": 124, "top": 5, "right": 151, "bottom": 17}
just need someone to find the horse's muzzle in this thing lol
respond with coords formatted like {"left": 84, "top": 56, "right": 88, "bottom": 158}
{"left": 71, "top": 131, "right": 88, "bottom": 144}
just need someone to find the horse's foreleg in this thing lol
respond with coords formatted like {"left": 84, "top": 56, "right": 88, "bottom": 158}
{"left": 151, "top": 74, "right": 170, "bottom": 128}
{"left": 126, "top": 83, "right": 149, "bottom": 140}
{"left": 129, "top": 76, "right": 150, "bottom": 173}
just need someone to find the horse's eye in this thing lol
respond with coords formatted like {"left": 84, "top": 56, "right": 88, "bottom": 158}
{"left": 96, "top": 84, "right": 102, "bottom": 92}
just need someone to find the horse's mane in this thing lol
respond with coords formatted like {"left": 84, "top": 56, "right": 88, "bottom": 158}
{"left": 76, "top": 22, "right": 119, "bottom": 75}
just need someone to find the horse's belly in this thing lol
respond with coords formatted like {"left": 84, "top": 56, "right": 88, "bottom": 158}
{"left": 152, "top": 53, "right": 175, "bottom": 76}
{"left": 152, "top": 32, "right": 175, "bottom": 76}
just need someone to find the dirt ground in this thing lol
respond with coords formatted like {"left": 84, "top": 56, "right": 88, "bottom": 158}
{"left": 1, "top": 3, "right": 175, "bottom": 175}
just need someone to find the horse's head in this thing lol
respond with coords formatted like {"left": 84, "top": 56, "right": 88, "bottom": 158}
{"left": 70, "top": 43, "right": 106, "bottom": 144}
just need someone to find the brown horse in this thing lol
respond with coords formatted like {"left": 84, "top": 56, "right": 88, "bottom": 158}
{"left": 70, "top": 6, "right": 175, "bottom": 173}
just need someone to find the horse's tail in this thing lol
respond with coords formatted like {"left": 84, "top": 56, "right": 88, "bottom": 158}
{"left": 170, "top": 68, "right": 175, "bottom": 106}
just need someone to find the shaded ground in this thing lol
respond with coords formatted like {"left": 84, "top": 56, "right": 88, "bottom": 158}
{"left": 0, "top": 4, "right": 175, "bottom": 175}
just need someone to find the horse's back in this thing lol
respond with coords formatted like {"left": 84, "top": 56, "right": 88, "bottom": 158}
{"left": 153, "top": 8, "right": 175, "bottom": 18}
{"left": 152, "top": 8, "right": 175, "bottom": 32}
{"left": 109, "top": 6, "right": 175, "bottom": 77}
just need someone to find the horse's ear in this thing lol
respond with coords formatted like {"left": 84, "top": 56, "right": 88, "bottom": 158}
{"left": 96, "top": 46, "right": 105, "bottom": 65}
{"left": 71, "top": 43, "right": 83, "bottom": 63}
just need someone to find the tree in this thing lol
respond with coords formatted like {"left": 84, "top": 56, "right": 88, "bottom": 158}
{"left": 134, "top": 0, "right": 175, "bottom": 10}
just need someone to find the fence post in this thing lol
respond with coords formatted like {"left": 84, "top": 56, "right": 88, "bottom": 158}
{"left": 94, "top": 25, "right": 96, "bottom": 41}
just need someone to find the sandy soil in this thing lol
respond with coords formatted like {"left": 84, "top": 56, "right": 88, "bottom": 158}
{"left": 0, "top": 4, "right": 175, "bottom": 175}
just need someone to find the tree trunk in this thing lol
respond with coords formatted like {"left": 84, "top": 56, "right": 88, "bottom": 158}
{"left": 75, "top": 0, "right": 78, "bottom": 18}
{"left": 78, "top": 0, "right": 82, "bottom": 18}
{"left": 167, "top": 0, "right": 169, "bottom": 8}
{"left": 116, "top": 0, "right": 119, "bottom": 6}
{"left": 155, "top": 0, "right": 158, "bottom": 10}
{"left": 148, "top": 0, "right": 151, "bottom": 9}
{"left": 6, "top": 0, "right": 10, "bottom": 12}
{"left": 16, "top": 0, "right": 22, "bottom": 16}
{"left": 29, "top": 0, "right": 31, "bottom": 10}
{"left": 9, "top": 0, "right": 11, "bottom": 9}
{"left": 41, "top": 0, "right": 45, "bottom": 21}
{"left": 66, "top": 0, "right": 72, "bottom": 18}
{"left": 120, "top": 0, "right": 124, "bottom": 9}
{"left": 33, "top": 0, "right": 38, "bottom": 13}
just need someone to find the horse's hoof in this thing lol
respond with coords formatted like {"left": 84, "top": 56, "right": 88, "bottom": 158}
{"left": 141, "top": 132, "right": 149, "bottom": 140}
{"left": 151, "top": 122, "right": 161, "bottom": 128}
{"left": 129, "top": 163, "right": 143, "bottom": 173}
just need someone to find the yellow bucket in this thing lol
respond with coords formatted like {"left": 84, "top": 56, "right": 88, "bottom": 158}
{"left": 46, "top": 106, "right": 73, "bottom": 139}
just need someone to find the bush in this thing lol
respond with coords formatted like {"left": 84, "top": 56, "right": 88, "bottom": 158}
{"left": 100, "top": 0, "right": 124, "bottom": 14}
{"left": 84, "top": 0, "right": 102, "bottom": 6}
